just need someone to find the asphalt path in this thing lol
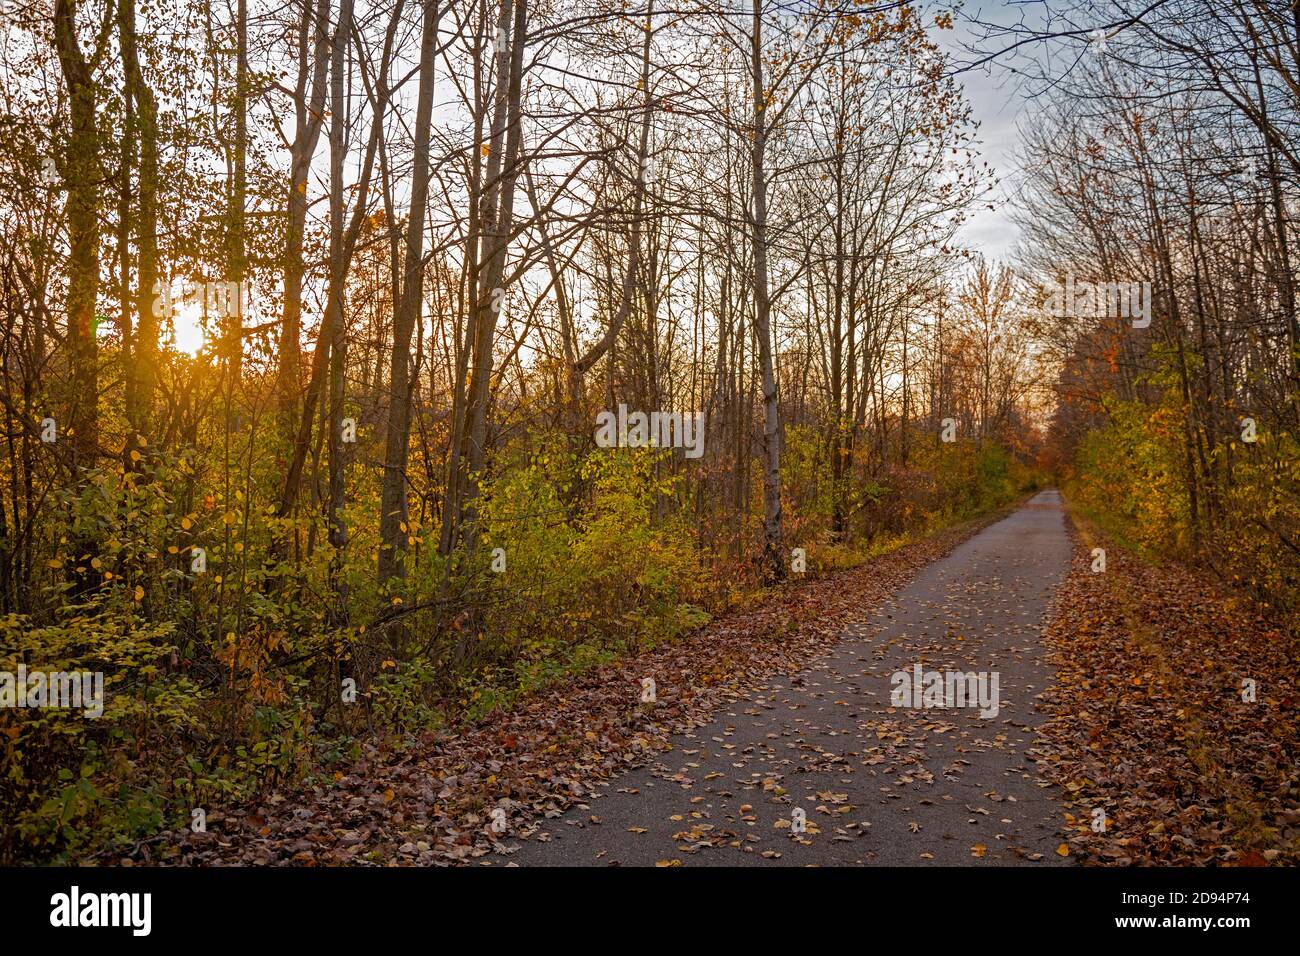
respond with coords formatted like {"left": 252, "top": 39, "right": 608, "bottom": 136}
{"left": 493, "top": 490, "right": 1074, "bottom": 866}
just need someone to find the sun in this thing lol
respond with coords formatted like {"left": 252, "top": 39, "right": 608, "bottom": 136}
{"left": 169, "top": 299, "right": 207, "bottom": 357}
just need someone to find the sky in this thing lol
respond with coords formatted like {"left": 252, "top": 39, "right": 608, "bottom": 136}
{"left": 950, "top": 74, "right": 1026, "bottom": 264}
{"left": 937, "top": 1, "right": 1040, "bottom": 266}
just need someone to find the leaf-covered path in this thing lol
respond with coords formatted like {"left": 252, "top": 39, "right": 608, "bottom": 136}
{"left": 492, "top": 490, "right": 1074, "bottom": 866}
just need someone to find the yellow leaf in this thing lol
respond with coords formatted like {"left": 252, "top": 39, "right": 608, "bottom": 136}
{"left": 182, "top": 517, "right": 192, "bottom": 531}
{"left": 130, "top": 449, "right": 141, "bottom": 462}
{"left": 383, "top": 789, "right": 395, "bottom": 803}
{"left": 1056, "top": 843, "right": 1070, "bottom": 857}
{"left": 134, "top": 585, "right": 144, "bottom": 602}
{"left": 654, "top": 859, "right": 680, "bottom": 867}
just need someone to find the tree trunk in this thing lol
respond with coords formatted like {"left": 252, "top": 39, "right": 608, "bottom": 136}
{"left": 378, "top": 0, "right": 440, "bottom": 586}
{"left": 54, "top": 0, "right": 100, "bottom": 470}
{"left": 118, "top": 0, "right": 159, "bottom": 443}
{"left": 326, "top": 0, "right": 354, "bottom": 590}
{"left": 457, "top": 0, "right": 528, "bottom": 551}
{"left": 750, "top": 1, "right": 784, "bottom": 582}
{"left": 277, "top": 0, "right": 331, "bottom": 458}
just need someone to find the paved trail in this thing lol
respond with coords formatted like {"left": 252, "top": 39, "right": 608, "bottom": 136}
{"left": 494, "top": 490, "right": 1074, "bottom": 866}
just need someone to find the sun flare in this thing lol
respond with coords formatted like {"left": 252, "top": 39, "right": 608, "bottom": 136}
{"left": 169, "top": 300, "right": 207, "bottom": 357}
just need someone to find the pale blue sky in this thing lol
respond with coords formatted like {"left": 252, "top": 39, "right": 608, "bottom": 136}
{"left": 937, "top": 0, "right": 1044, "bottom": 265}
